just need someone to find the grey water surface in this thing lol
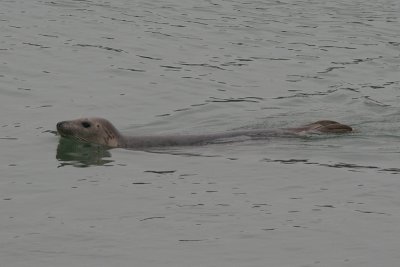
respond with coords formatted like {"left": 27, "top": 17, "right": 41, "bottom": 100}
{"left": 1, "top": 0, "right": 400, "bottom": 266}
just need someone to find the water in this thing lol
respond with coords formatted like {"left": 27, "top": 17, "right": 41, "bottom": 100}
{"left": 1, "top": 0, "right": 400, "bottom": 266}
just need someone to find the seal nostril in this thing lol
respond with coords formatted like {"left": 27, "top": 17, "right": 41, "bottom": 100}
{"left": 56, "top": 121, "right": 64, "bottom": 129}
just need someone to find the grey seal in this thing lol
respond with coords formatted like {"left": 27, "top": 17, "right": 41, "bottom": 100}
{"left": 56, "top": 117, "right": 352, "bottom": 149}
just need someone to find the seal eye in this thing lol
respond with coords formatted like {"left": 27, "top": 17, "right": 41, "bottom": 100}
{"left": 81, "top": 121, "right": 91, "bottom": 128}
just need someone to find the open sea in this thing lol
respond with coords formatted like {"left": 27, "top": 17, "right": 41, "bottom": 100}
{"left": 1, "top": 0, "right": 399, "bottom": 266}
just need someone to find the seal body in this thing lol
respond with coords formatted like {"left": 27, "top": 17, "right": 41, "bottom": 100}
{"left": 56, "top": 117, "right": 352, "bottom": 149}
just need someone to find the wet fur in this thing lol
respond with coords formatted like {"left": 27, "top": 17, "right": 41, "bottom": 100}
{"left": 57, "top": 117, "right": 352, "bottom": 149}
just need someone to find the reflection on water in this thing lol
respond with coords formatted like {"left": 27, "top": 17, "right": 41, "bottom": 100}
{"left": 56, "top": 137, "right": 113, "bottom": 167}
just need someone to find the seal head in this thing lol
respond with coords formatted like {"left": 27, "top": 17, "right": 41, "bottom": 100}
{"left": 57, "top": 117, "right": 122, "bottom": 147}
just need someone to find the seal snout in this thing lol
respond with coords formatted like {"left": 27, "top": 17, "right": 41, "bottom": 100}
{"left": 56, "top": 121, "right": 72, "bottom": 137}
{"left": 56, "top": 121, "right": 65, "bottom": 129}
